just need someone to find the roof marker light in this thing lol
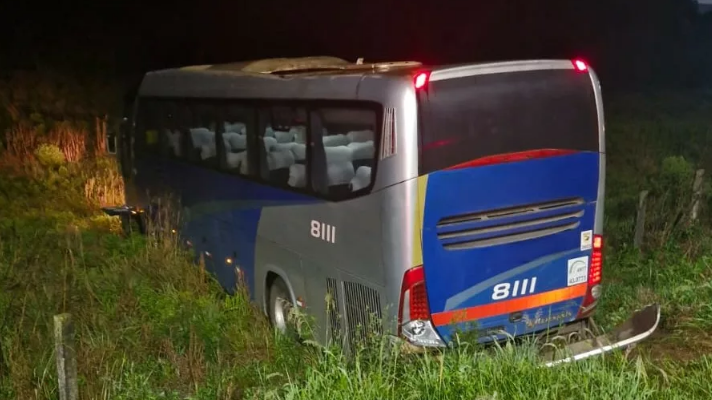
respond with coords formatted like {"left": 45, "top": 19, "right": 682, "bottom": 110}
{"left": 573, "top": 59, "right": 588, "bottom": 72}
{"left": 414, "top": 72, "right": 430, "bottom": 89}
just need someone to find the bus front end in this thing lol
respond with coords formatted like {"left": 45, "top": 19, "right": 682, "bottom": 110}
{"left": 397, "top": 60, "right": 660, "bottom": 365}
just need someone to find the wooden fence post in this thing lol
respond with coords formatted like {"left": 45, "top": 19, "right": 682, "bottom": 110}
{"left": 634, "top": 190, "right": 649, "bottom": 249}
{"left": 690, "top": 169, "right": 705, "bottom": 223}
{"left": 54, "top": 313, "right": 78, "bottom": 400}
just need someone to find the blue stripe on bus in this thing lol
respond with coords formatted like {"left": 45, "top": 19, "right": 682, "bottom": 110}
{"left": 136, "top": 157, "right": 322, "bottom": 296}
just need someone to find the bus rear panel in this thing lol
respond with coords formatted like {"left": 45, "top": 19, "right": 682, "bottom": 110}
{"left": 401, "top": 61, "right": 605, "bottom": 346}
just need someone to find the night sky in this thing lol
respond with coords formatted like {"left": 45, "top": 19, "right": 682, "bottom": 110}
{"left": 1, "top": 0, "right": 710, "bottom": 92}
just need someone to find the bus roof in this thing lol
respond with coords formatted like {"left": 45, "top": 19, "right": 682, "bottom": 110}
{"left": 137, "top": 57, "right": 586, "bottom": 101}
{"left": 149, "top": 56, "right": 423, "bottom": 77}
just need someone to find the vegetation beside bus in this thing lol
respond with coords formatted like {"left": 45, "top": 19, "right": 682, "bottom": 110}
{"left": 2, "top": 92, "right": 712, "bottom": 398}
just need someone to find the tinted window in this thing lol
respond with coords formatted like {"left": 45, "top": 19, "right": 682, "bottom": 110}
{"left": 258, "top": 106, "right": 308, "bottom": 188}
{"left": 221, "top": 104, "right": 255, "bottom": 177}
{"left": 312, "top": 107, "right": 378, "bottom": 198}
{"left": 418, "top": 69, "right": 599, "bottom": 174}
{"left": 134, "top": 98, "right": 380, "bottom": 201}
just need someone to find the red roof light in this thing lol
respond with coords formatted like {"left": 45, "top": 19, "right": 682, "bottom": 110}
{"left": 573, "top": 59, "right": 588, "bottom": 72}
{"left": 414, "top": 72, "right": 430, "bottom": 89}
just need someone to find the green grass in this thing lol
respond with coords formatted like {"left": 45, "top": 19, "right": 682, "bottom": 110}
{"left": 2, "top": 92, "right": 712, "bottom": 398}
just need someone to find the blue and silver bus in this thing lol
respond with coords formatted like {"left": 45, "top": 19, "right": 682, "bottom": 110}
{"left": 110, "top": 56, "right": 660, "bottom": 365}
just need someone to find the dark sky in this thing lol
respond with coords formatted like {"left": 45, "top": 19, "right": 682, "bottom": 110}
{"left": 0, "top": 1, "right": 615, "bottom": 66}
{"left": 0, "top": 0, "right": 709, "bottom": 91}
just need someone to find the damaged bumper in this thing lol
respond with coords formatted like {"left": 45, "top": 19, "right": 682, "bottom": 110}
{"left": 539, "top": 303, "right": 661, "bottom": 367}
{"left": 101, "top": 205, "right": 147, "bottom": 234}
{"left": 101, "top": 205, "right": 134, "bottom": 217}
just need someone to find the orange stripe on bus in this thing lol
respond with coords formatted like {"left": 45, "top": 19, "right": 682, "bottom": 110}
{"left": 430, "top": 283, "right": 587, "bottom": 327}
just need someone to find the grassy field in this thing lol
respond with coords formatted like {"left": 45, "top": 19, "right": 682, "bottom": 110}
{"left": 1, "top": 92, "right": 712, "bottom": 399}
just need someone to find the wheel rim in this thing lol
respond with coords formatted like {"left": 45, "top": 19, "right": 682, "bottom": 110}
{"left": 273, "top": 296, "right": 293, "bottom": 332}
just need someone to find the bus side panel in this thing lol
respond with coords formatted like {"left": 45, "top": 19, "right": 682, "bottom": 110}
{"left": 163, "top": 159, "right": 317, "bottom": 295}
{"left": 130, "top": 157, "right": 164, "bottom": 208}
{"left": 255, "top": 192, "right": 386, "bottom": 346}
{"left": 379, "top": 178, "right": 423, "bottom": 336}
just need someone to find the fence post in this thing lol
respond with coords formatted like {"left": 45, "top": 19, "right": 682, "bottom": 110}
{"left": 690, "top": 169, "right": 705, "bottom": 223}
{"left": 54, "top": 313, "right": 78, "bottom": 400}
{"left": 634, "top": 190, "right": 649, "bottom": 249}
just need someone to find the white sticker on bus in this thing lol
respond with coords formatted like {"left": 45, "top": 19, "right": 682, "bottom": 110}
{"left": 567, "top": 256, "right": 589, "bottom": 286}
{"left": 580, "top": 230, "right": 593, "bottom": 251}
{"left": 311, "top": 220, "right": 336, "bottom": 243}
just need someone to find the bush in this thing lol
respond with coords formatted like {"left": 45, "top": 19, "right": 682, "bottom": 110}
{"left": 34, "top": 143, "right": 66, "bottom": 167}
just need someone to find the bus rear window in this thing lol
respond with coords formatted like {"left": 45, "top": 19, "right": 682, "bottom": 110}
{"left": 417, "top": 68, "right": 599, "bottom": 174}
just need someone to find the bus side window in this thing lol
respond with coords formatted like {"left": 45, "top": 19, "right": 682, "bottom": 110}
{"left": 258, "top": 106, "right": 305, "bottom": 189}
{"left": 313, "top": 107, "right": 377, "bottom": 199}
{"left": 221, "top": 104, "right": 254, "bottom": 177}
{"left": 186, "top": 104, "right": 220, "bottom": 168}
{"left": 162, "top": 102, "right": 183, "bottom": 159}
{"left": 173, "top": 103, "right": 197, "bottom": 163}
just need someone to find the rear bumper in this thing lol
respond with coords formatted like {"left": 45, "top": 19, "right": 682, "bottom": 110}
{"left": 391, "top": 303, "right": 661, "bottom": 365}
{"left": 539, "top": 303, "right": 661, "bottom": 367}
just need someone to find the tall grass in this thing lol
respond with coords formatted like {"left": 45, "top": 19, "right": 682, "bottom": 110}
{"left": 0, "top": 193, "right": 306, "bottom": 399}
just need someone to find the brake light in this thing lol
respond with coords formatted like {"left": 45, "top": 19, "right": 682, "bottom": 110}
{"left": 398, "top": 266, "right": 429, "bottom": 325}
{"left": 572, "top": 59, "right": 588, "bottom": 72}
{"left": 590, "top": 235, "right": 603, "bottom": 284}
{"left": 397, "top": 266, "right": 446, "bottom": 347}
{"left": 414, "top": 72, "right": 430, "bottom": 89}
{"left": 577, "top": 234, "right": 603, "bottom": 318}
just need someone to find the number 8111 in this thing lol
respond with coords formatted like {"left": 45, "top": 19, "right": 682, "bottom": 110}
{"left": 491, "top": 278, "right": 537, "bottom": 300}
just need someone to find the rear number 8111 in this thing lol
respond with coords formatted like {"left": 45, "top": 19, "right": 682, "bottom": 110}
{"left": 492, "top": 278, "right": 538, "bottom": 300}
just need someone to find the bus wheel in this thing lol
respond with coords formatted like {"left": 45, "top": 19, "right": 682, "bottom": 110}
{"left": 268, "top": 276, "right": 294, "bottom": 335}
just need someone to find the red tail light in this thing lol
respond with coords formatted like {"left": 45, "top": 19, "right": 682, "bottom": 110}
{"left": 414, "top": 72, "right": 430, "bottom": 89}
{"left": 590, "top": 235, "right": 603, "bottom": 284}
{"left": 397, "top": 266, "right": 446, "bottom": 347}
{"left": 398, "top": 266, "right": 430, "bottom": 326}
{"left": 572, "top": 59, "right": 588, "bottom": 72}
{"left": 578, "top": 234, "right": 603, "bottom": 318}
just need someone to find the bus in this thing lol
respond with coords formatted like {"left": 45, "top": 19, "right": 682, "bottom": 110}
{"left": 107, "top": 56, "right": 660, "bottom": 365}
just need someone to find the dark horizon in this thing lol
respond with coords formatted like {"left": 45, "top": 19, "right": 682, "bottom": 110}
{"left": 1, "top": 0, "right": 711, "bottom": 94}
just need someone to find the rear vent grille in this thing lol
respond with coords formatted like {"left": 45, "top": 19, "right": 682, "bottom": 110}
{"left": 437, "top": 198, "right": 585, "bottom": 250}
{"left": 326, "top": 278, "right": 342, "bottom": 345}
{"left": 343, "top": 281, "right": 383, "bottom": 350}
{"left": 380, "top": 107, "right": 397, "bottom": 160}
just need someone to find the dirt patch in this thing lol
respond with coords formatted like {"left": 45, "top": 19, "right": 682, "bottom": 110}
{"left": 631, "top": 327, "right": 712, "bottom": 363}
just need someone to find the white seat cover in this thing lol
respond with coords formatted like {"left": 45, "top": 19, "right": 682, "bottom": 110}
{"left": 288, "top": 164, "right": 307, "bottom": 188}
{"left": 323, "top": 134, "right": 351, "bottom": 147}
{"left": 267, "top": 149, "right": 296, "bottom": 170}
{"left": 224, "top": 122, "right": 246, "bottom": 134}
{"left": 347, "top": 141, "right": 374, "bottom": 160}
{"left": 225, "top": 152, "right": 244, "bottom": 169}
{"left": 350, "top": 166, "right": 372, "bottom": 191}
{"left": 347, "top": 129, "right": 374, "bottom": 143}
{"left": 263, "top": 136, "right": 278, "bottom": 151}
{"left": 327, "top": 161, "right": 355, "bottom": 186}
{"left": 274, "top": 130, "right": 295, "bottom": 143}
{"left": 325, "top": 146, "right": 354, "bottom": 163}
